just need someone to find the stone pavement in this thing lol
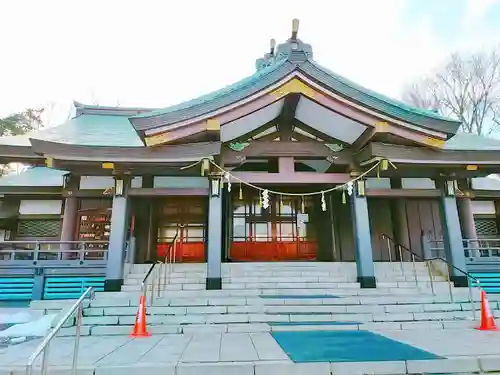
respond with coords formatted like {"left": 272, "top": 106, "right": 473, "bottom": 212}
{"left": 1, "top": 329, "right": 500, "bottom": 374}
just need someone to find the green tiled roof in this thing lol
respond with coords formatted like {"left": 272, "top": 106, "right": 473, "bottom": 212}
{"left": 131, "top": 37, "right": 461, "bottom": 135}
{"left": 0, "top": 167, "right": 66, "bottom": 187}
{"left": 133, "top": 58, "right": 291, "bottom": 120}
{"left": 302, "top": 61, "right": 460, "bottom": 134}
{"left": 444, "top": 133, "right": 500, "bottom": 151}
{"left": 0, "top": 114, "right": 143, "bottom": 147}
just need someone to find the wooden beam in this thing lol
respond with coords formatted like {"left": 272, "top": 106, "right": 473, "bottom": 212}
{"left": 277, "top": 94, "right": 300, "bottom": 140}
{"left": 222, "top": 141, "right": 335, "bottom": 161}
{"left": 351, "top": 128, "right": 376, "bottom": 152}
{"left": 278, "top": 157, "right": 294, "bottom": 174}
{"left": 30, "top": 139, "right": 221, "bottom": 161}
{"left": 471, "top": 190, "right": 500, "bottom": 198}
{"left": 357, "top": 142, "right": 500, "bottom": 166}
{"left": 128, "top": 188, "right": 209, "bottom": 196}
{"left": 0, "top": 186, "right": 62, "bottom": 195}
{"left": 366, "top": 188, "right": 441, "bottom": 198}
{"left": 230, "top": 171, "right": 350, "bottom": 184}
{"left": 63, "top": 189, "right": 114, "bottom": 198}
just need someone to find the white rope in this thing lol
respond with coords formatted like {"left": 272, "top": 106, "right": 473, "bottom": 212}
{"left": 200, "top": 158, "right": 387, "bottom": 197}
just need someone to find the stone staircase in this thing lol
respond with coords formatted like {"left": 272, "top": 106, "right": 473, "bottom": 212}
{"left": 21, "top": 262, "right": 500, "bottom": 374}
{"left": 35, "top": 262, "right": 498, "bottom": 337}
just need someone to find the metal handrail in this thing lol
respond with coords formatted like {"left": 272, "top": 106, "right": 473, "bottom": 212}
{"left": 25, "top": 287, "right": 95, "bottom": 375}
{"left": 381, "top": 233, "right": 482, "bottom": 320}
{"left": 141, "top": 226, "right": 181, "bottom": 305}
{"left": 429, "top": 237, "right": 500, "bottom": 259}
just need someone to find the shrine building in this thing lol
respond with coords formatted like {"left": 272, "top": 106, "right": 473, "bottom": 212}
{"left": 1, "top": 20, "right": 500, "bottom": 294}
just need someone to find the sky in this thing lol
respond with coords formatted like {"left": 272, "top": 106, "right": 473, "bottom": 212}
{"left": 0, "top": 0, "right": 499, "bottom": 126}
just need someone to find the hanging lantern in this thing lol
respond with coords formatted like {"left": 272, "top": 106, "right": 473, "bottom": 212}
{"left": 342, "top": 189, "right": 347, "bottom": 204}
{"left": 239, "top": 184, "right": 243, "bottom": 200}
{"left": 262, "top": 189, "right": 270, "bottom": 209}
{"left": 321, "top": 191, "right": 326, "bottom": 212}
{"left": 225, "top": 172, "right": 231, "bottom": 192}
{"left": 301, "top": 196, "right": 305, "bottom": 213}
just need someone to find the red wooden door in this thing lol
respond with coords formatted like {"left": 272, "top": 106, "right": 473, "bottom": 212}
{"left": 156, "top": 197, "right": 206, "bottom": 262}
{"left": 230, "top": 194, "right": 317, "bottom": 261}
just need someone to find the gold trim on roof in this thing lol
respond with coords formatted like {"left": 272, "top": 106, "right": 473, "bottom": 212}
{"left": 206, "top": 119, "right": 221, "bottom": 131}
{"left": 270, "top": 78, "right": 316, "bottom": 99}
{"left": 145, "top": 132, "right": 169, "bottom": 147}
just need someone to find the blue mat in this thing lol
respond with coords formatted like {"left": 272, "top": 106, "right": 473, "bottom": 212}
{"left": 270, "top": 321, "right": 360, "bottom": 326}
{"left": 259, "top": 295, "right": 339, "bottom": 299}
{"left": 267, "top": 312, "right": 332, "bottom": 315}
{"left": 271, "top": 330, "right": 443, "bottom": 363}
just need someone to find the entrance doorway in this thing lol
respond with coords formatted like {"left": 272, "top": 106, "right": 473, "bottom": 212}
{"left": 229, "top": 193, "right": 317, "bottom": 261}
{"left": 156, "top": 197, "right": 207, "bottom": 262}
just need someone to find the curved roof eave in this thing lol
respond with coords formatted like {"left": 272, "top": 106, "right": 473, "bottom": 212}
{"left": 298, "top": 60, "right": 461, "bottom": 136}
{"left": 130, "top": 59, "right": 296, "bottom": 131}
{"left": 130, "top": 57, "right": 461, "bottom": 137}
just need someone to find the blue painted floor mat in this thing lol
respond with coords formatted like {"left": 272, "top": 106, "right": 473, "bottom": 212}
{"left": 259, "top": 295, "right": 339, "bottom": 299}
{"left": 270, "top": 321, "right": 361, "bottom": 326}
{"left": 271, "top": 330, "right": 443, "bottom": 363}
{"left": 266, "top": 312, "right": 332, "bottom": 315}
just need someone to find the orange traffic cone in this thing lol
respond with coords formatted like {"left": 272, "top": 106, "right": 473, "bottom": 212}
{"left": 130, "top": 295, "right": 151, "bottom": 337}
{"left": 476, "top": 289, "right": 499, "bottom": 331}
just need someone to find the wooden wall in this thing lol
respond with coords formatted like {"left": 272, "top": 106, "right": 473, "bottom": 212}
{"left": 368, "top": 199, "right": 394, "bottom": 261}
{"left": 342, "top": 198, "right": 443, "bottom": 261}
{"left": 403, "top": 199, "right": 443, "bottom": 257}
{"left": 331, "top": 196, "right": 355, "bottom": 261}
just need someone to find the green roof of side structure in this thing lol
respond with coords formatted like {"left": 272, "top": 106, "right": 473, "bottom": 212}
{"left": 444, "top": 133, "right": 500, "bottom": 151}
{"left": 0, "top": 167, "right": 66, "bottom": 187}
{"left": 130, "top": 35, "right": 461, "bottom": 136}
{"left": 0, "top": 112, "right": 144, "bottom": 148}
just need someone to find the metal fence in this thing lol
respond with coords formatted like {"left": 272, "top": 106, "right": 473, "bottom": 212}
{"left": 0, "top": 240, "right": 108, "bottom": 265}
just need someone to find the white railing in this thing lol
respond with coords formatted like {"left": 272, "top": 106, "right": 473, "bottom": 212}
{"left": 142, "top": 228, "right": 181, "bottom": 306}
{"left": 382, "top": 234, "right": 482, "bottom": 320}
{"left": 25, "top": 287, "right": 95, "bottom": 375}
{"left": 0, "top": 240, "right": 108, "bottom": 263}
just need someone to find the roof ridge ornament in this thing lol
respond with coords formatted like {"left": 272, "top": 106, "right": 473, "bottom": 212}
{"left": 255, "top": 19, "right": 312, "bottom": 71}
{"left": 292, "top": 18, "right": 299, "bottom": 40}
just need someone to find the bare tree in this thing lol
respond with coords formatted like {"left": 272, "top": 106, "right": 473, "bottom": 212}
{"left": 403, "top": 47, "right": 500, "bottom": 135}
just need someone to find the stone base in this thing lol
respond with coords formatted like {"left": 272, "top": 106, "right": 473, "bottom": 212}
{"left": 357, "top": 276, "right": 376, "bottom": 288}
{"left": 104, "top": 279, "right": 123, "bottom": 292}
{"left": 206, "top": 277, "right": 222, "bottom": 290}
{"left": 451, "top": 275, "right": 469, "bottom": 288}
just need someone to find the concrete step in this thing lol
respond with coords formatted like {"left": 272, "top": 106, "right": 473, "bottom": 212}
{"left": 58, "top": 318, "right": 482, "bottom": 337}
{"left": 80, "top": 308, "right": 480, "bottom": 325}
{"left": 120, "top": 285, "right": 462, "bottom": 296}
{"left": 123, "top": 275, "right": 446, "bottom": 284}
{"left": 92, "top": 287, "right": 484, "bottom": 302}
{"left": 84, "top": 302, "right": 494, "bottom": 317}
{"left": 87, "top": 294, "right": 484, "bottom": 308}
{"left": 5, "top": 354, "right": 497, "bottom": 375}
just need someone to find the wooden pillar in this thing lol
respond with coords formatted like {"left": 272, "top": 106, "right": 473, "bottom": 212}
{"left": 458, "top": 198, "right": 477, "bottom": 239}
{"left": 140, "top": 175, "right": 156, "bottom": 262}
{"left": 457, "top": 180, "right": 477, "bottom": 240}
{"left": 439, "top": 179, "right": 467, "bottom": 287}
{"left": 61, "top": 175, "right": 80, "bottom": 260}
{"left": 351, "top": 180, "right": 376, "bottom": 288}
{"left": 206, "top": 188, "right": 223, "bottom": 290}
{"left": 104, "top": 176, "right": 131, "bottom": 292}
